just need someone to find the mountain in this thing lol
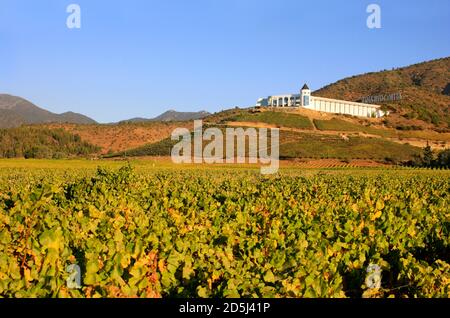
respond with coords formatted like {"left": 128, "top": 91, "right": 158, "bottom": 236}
{"left": 0, "top": 94, "right": 97, "bottom": 128}
{"left": 121, "top": 110, "right": 211, "bottom": 123}
{"left": 120, "top": 117, "right": 151, "bottom": 123}
{"left": 152, "top": 110, "right": 211, "bottom": 121}
{"left": 313, "top": 57, "right": 450, "bottom": 129}
{"left": 58, "top": 111, "right": 96, "bottom": 124}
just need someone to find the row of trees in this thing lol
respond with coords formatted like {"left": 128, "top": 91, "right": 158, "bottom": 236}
{"left": 0, "top": 127, "right": 100, "bottom": 159}
{"left": 403, "top": 145, "right": 450, "bottom": 168}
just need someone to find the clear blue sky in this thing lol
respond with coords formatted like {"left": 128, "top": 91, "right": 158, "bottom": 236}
{"left": 1, "top": 0, "right": 449, "bottom": 123}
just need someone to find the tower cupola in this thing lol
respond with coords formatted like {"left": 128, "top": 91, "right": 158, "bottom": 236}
{"left": 300, "top": 83, "right": 311, "bottom": 107}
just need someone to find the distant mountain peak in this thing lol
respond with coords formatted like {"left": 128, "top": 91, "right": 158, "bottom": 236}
{"left": 0, "top": 94, "right": 97, "bottom": 128}
{"left": 120, "top": 110, "right": 211, "bottom": 123}
{"left": 152, "top": 110, "right": 211, "bottom": 122}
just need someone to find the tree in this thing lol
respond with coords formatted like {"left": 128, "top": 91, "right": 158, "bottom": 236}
{"left": 422, "top": 144, "right": 434, "bottom": 167}
{"left": 437, "top": 149, "right": 450, "bottom": 168}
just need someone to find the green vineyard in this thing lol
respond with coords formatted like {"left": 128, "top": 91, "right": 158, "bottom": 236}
{"left": 0, "top": 164, "right": 449, "bottom": 298}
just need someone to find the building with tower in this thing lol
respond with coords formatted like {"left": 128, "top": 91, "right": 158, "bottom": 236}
{"left": 256, "top": 84, "right": 388, "bottom": 118}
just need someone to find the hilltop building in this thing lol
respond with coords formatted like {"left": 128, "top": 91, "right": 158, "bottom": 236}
{"left": 256, "top": 84, "right": 388, "bottom": 118}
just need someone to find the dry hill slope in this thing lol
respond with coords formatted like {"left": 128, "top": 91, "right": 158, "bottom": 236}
{"left": 314, "top": 57, "right": 450, "bottom": 130}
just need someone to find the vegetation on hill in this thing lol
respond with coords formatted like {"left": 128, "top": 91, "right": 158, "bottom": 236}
{"left": 106, "top": 136, "right": 178, "bottom": 158}
{"left": 314, "top": 118, "right": 450, "bottom": 143}
{"left": 106, "top": 127, "right": 421, "bottom": 162}
{"left": 203, "top": 108, "right": 248, "bottom": 123}
{"left": 279, "top": 131, "right": 420, "bottom": 161}
{"left": 314, "top": 57, "right": 450, "bottom": 129}
{"left": 43, "top": 121, "right": 193, "bottom": 154}
{"left": 314, "top": 119, "right": 396, "bottom": 138}
{"left": 0, "top": 127, "right": 100, "bottom": 159}
{"left": 151, "top": 110, "right": 211, "bottom": 122}
{"left": 404, "top": 146, "right": 450, "bottom": 168}
{"left": 228, "top": 111, "right": 314, "bottom": 130}
{"left": 121, "top": 110, "right": 211, "bottom": 123}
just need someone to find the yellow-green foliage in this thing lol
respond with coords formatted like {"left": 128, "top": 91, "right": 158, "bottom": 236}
{"left": 314, "top": 119, "right": 396, "bottom": 138}
{"left": 314, "top": 118, "right": 450, "bottom": 141}
{"left": 231, "top": 112, "right": 313, "bottom": 130}
{"left": 0, "top": 165, "right": 449, "bottom": 298}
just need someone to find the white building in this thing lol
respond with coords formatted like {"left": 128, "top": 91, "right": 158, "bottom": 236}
{"left": 256, "top": 84, "right": 388, "bottom": 118}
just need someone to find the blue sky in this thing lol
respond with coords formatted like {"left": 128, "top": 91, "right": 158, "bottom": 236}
{"left": 1, "top": 0, "right": 449, "bottom": 123}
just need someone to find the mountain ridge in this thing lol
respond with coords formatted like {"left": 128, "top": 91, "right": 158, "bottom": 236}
{"left": 120, "top": 110, "right": 211, "bottom": 123}
{"left": 0, "top": 94, "right": 97, "bottom": 128}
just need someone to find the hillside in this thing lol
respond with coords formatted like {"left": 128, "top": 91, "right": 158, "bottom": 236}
{"left": 313, "top": 57, "right": 450, "bottom": 130}
{"left": 105, "top": 125, "right": 421, "bottom": 162}
{"left": 28, "top": 105, "right": 449, "bottom": 163}
{"left": 42, "top": 122, "right": 193, "bottom": 154}
{"left": 152, "top": 110, "right": 210, "bottom": 121}
{"left": 101, "top": 105, "right": 450, "bottom": 164}
{"left": 0, "top": 127, "right": 100, "bottom": 158}
{"left": 0, "top": 94, "right": 97, "bottom": 128}
{"left": 32, "top": 105, "right": 446, "bottom": 160}
{"left": 121, "top": 110, "right": 211, "bottom": 123}
{"left": 2, "top": 58, "right": 449, "bottom": 163}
